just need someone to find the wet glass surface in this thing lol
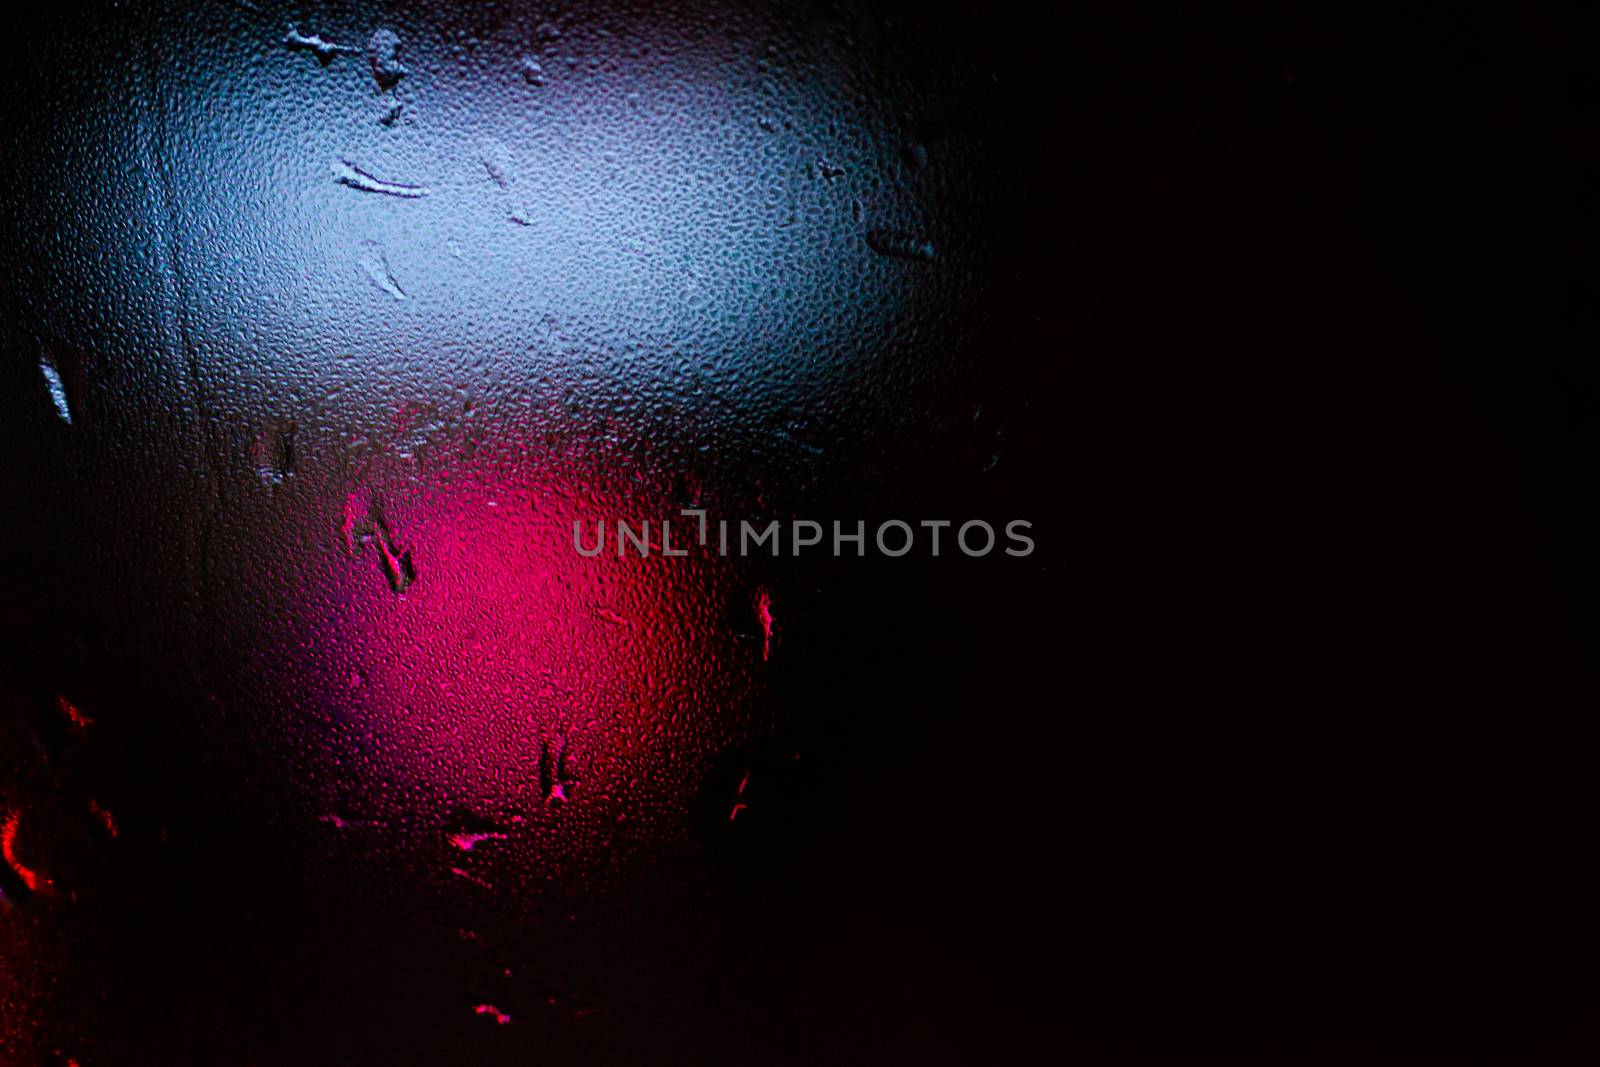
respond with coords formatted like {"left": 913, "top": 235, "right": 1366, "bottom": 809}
{"left": 1, "top": 2, "right": 1594, "bottom": 1063}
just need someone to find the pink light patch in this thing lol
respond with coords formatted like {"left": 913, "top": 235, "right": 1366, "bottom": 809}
{"left": 249, "top": 465, "right": 776, "bottom": 894}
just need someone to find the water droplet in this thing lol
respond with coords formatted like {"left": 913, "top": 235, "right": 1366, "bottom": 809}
{"left": 450, "top": 867, "right": 495, "bottom": 890}
{"left": 519, "top": 55, "right": 545, "bottom": 86}
{"left": 815, "top": 158, "right": 845, "bottom": 181}
{"left": 88, "top": 798, "right": 119, "bottom": 839}
{"left": 540, "top": 739, "right": 579, "bottom": 805}
{"left": 1, "top": 812, "right": 45, "bottom": 896}
{"left": 448, "top": 831, "right": 508, "bottom": 852}
{"left": 774, "top": 426, "right": 825, "bottom": 456}
{"left": 56, "top": 695, "right": 92, "bottom": 731}
{"left": 251, "top": 419, "right": 296, "bottom": 484}
{"left": 341, "top": 494, "right": 369, "bottom": 550}
{"left": 755, "top": 588, "right": 775, "bottom": 662}
{"left": 343, "top": 497, "right": 415, "bottom": 593}
{"left": 38, "top": 351, "right": 73, "bottom": 424}
{"left": 902, "top": 141, "right": 929, "bottom": 170}
{"left": 366, "top": 28, "right": 406, "bottom": 90}
{"left": 389, "top": 402, "right": 451, "bottom": 462}
{"left": 866, "top": 228, "right": 936, "bottom": 262}
{"left": 729, "top": 768, "right": 751, "bottom": 821}
{"left": 479, "top": 139, "right": 513, "bottom": 187}
{"left": 284, "top": 25, "right": 358, "bottom": 66}
{"left": 445, "top": 807, "right": 508, "bottom": 839}
{"left": 478, "top": 137, "right": 532, "bottom": 225}
{"left": 358, "top": 240, "right": 407, "bottom": 300}
{"left": 331, "top": 160, "right": 430, "bottom": 198}
{"left": 376, "top": 526, "right": 415, "bottom": 594}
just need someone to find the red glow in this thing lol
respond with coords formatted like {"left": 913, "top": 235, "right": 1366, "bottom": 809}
{"left": 88, "top": 798, "right": 119, "bottom": 838}
{"left": 756, "top": 587, "right": 774, "bottom": 661}
{"left": 57, "top": 695, "right": 92, "bottom": 730}
{"left": 729, "top": 768, "right": 751, "bottom": 821}
{"left": 2, "top": 812, "right": 44, "bottom": 892}
{"left": 473, "top": 1003, "right": 513, "bottom": 1025}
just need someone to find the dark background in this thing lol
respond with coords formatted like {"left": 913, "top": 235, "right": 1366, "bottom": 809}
{"left": 1, "top": 2, "right": 1594, "bottom": 1062}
